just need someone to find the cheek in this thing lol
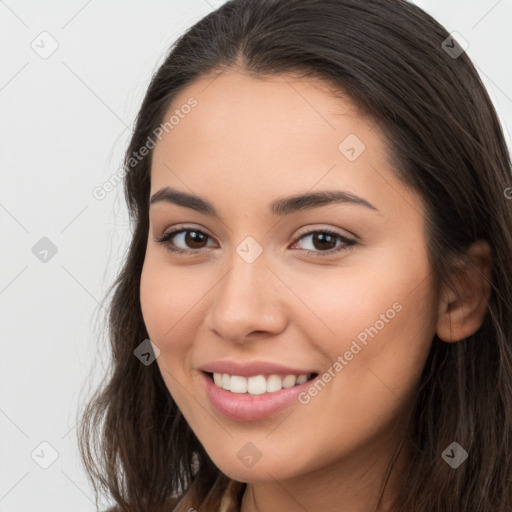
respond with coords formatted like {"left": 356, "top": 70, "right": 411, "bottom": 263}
{"left": 293, "top": 242, "right": 436, "bottom": 412}
{"left": 287, "top": 243, "right": 434, "bottom": 354}
{"left": 140, "top": 261, "right": 169, "bottom": 342}
{"left": 139, "top": 253, "right": 196, "bottom": 346}
{"left": 139, "top": 252, "right": 207, "bottom": 399}
{"left": 280, "top": 277, "right": 436, "bottom": 474}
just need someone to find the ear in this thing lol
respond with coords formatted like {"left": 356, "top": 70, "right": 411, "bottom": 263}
{"left": 436, "top": 240, "right": 492, "bottom": 343}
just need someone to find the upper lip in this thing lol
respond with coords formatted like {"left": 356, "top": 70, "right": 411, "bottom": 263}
{"left": 199, "top": 360, "right": 318, "bottom": 378}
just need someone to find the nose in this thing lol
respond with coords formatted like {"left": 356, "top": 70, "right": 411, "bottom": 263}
{"left": 204, "top": 250, "right": 288, "bottom": 343}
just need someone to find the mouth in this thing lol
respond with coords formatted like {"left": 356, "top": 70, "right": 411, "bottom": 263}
{"left": 203, "top": 371, "right": 319, "bottom": 395}
{"left": 201, "top": 370, "right": 320, "bottom": 421}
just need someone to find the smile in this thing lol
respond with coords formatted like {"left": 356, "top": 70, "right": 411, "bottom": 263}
{"left": 202, "top": 371, "right": 319, "bottom": 421}
{"left": 210, "top": 372, "right": 315, "bottom": 394}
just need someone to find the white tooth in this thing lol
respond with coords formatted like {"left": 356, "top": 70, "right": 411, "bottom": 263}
{"left": 296, "top": 374, "right": 308, "bottom": 385}
{"left": 230, "top": 375, "right": 248, "bottom": 394}
{"left": 213, "top": 372, "right": 308, "bottom": 393}
{"left": 282, "top": 375, "right": 297, "bottom": 388}
{"left": 266, "top": 374, "right": 283, "bottom": 392}
{"left": 247, "top": 375, "right": 267, "bottom": 395}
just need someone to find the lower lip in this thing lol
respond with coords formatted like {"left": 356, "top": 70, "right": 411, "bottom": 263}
{"left": 201, "top": 371, "right": 316, "bottom": 421}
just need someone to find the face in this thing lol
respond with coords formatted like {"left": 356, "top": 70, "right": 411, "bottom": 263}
{"left": 140, "top": 69, "right": 439, "bottom": 484}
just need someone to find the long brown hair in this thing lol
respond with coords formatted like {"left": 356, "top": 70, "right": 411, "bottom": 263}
{"left": 77, "top": 1, "right": 512, "bottom": 510}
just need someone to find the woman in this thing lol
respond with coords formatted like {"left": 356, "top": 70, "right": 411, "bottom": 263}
{"left": 78, "top": 0, "right": 512, "bottom": 510}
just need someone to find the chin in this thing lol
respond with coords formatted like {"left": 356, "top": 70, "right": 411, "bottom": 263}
{"left": 207, "top": 447, "right": 307, "bottom": 483}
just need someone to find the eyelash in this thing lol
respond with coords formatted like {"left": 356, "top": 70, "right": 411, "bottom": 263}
{"left": 155, "top": 226, "right": 357, "bottom": 257}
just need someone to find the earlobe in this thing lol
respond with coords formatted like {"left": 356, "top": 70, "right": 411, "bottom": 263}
{"left": 436, "top": 240, "right": 492, "bottom": 343}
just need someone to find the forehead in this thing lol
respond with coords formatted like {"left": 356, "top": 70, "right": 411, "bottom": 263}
{"left": 155, "top": 69, "right": 370, "bottom": 153}
{"left": 149, "top": 69, "right": 422, "bottom": 222}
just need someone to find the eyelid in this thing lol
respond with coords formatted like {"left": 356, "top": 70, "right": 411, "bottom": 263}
{"left": 294, "top": 224, "right": 358, "bottom": 241}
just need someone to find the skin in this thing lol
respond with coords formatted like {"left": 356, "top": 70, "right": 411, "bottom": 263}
{"left": 139, "top": 69, "right": 491, "bottom": 512}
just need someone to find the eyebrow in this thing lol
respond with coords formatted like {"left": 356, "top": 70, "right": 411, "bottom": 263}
{"left": 149, "top": 186, "right": 379, "bottom": 217}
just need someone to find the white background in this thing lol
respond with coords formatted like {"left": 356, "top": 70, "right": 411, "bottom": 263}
{"left": 1, "top": 0, "right": 511, "bottom": 510}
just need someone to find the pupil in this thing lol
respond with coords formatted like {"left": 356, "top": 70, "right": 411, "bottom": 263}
{"left": 186, "top": 231, "right": 206, "bottom": 249}
{"left": 314, "top": 233, "right": 336, "bottom": 250}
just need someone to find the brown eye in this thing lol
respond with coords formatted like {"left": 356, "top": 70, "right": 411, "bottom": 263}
{"left": 155, "top": 228, "right": 215, "bottom": 253}
{"left": 182, "top": 230, "right": 208, "bottom": 249}
{"left": 292, "top": 229, "right": 357, "bottom": 257}
{"left": 310, "top": 232, "right": 338, "bottom": 251}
